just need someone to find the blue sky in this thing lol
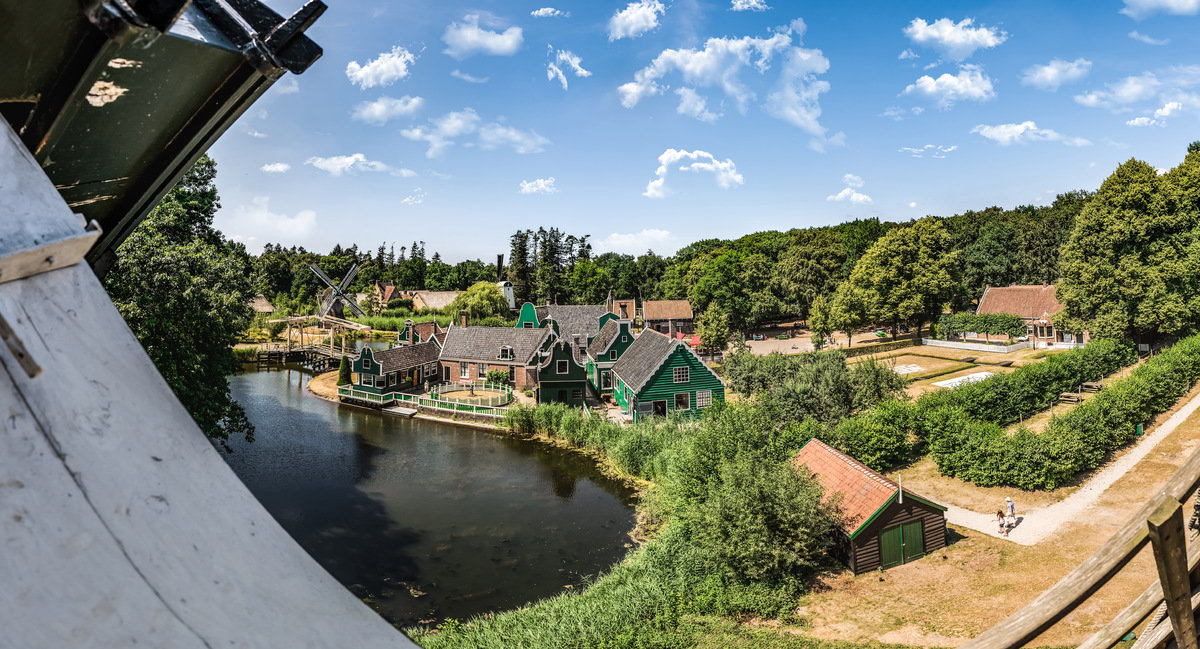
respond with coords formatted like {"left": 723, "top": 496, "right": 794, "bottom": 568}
{"left": 211, "top": 0, "right": 1200, "bottom": 261}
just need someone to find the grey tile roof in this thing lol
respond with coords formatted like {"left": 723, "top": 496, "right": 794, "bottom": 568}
{"left": 439, "top": 325, "right": 549, "bottom": 365}
{"left": 588, "top": 318, "right": 624, "bottom": 360}
{"left": 365, "top": 341, "right": 441, "bottom": 373}
{"left": 611, "top": 329, "right": 679, "bottom": 394}
{"left": 533, "top": 304, "right": 610, "bottom": 341}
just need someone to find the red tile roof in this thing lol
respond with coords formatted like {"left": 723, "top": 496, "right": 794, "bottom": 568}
{"left": 793, "top": 439, "right": 941, "bottom": 537}
{"left": 976, "top": 284, "right": 1063, "bottom": 322}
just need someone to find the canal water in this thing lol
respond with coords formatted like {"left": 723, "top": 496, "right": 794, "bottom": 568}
{"left": 221, "top": 366, "right": 636, "bottom": 627}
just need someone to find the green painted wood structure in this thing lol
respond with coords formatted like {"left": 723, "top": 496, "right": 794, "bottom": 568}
{"left": 610, "top": 329, "right": 724, "bottom": 422}
{"left": 586, "top": 317, "right": 635, "bottom": 396}
{"left": 537, "top": 339, "right": 588, "bottom": 406}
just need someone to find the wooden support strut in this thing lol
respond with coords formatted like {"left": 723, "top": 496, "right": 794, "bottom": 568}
{"left": 1147, "top": 497, "right": 1199, "bottom": 649}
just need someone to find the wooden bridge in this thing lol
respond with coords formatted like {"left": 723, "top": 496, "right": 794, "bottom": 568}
{"left": 255, "top": 343, "right": 357, "bottom": 372}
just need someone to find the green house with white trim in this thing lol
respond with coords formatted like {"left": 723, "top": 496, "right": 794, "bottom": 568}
{"left": 537, "top": 338, "right": 588, "bottom": 406}
{"left": 586, "top": 317, "right": 635, "bottom": 397}
{"left": 610, "top": 329, "right": 724, "bottom": 422}
{"left": 348, "top": 341, "right": 442, "bottom": 397}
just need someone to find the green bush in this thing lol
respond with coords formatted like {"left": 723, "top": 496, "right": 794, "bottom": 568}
{"left": 337, "top": 356, "right": 351, "bottom": 386}
{"left": 936, "top": 312, "right": 1027, "bottom": 340}
{"left": 486, "top": 369, "right": 510, "bottom": 386}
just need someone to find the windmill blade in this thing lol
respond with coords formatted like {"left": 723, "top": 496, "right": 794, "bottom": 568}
{"left": 338, "top": 263, "right": 360, "bottom": 291}
{"left": 309, "top": 263, "right": 337, "bottom": 289}
{"left": 343, "top": 298, "right": 368, "bottom": 318}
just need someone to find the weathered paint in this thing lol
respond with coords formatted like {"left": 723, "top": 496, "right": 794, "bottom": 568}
{"left": 615, "top": 344, "right": 724, "bottom": 423}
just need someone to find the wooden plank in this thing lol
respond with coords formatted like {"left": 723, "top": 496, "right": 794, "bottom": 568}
{"left": 1147, "top": 499, "right": 1198, "bottom": 649}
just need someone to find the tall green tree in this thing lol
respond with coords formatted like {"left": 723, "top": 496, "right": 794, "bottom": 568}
{"left": 844, "top": 217, "right": 961, "bottom": 338}
{"left": 104, "top": 154, "right": 254, "bottom": 448}
{"left": 962, "top": 220, "right": 1017, "bottom": 301}
{"left": 448, "top": 281, "right": 511, "bottom": 321}
{"left": 695, "top": 303, "right": 731, "bottom": 353}
{"left": 771, "top": 229, "right": 846, "bottom": 320}
{"left": 1057, "top": 155, "right": 1200, "bottom": 340}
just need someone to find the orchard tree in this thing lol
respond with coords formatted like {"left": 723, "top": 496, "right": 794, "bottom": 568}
{"left": 104, "top": 154, "right": 254, "bottom": 448}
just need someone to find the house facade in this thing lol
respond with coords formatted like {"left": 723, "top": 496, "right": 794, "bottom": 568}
{"left": 976, "top": 284, "right": 1087, "bottom": 349}
{"left": 515, "top": 302, "right": 612, "bottom": 342}
{"left": 537, "top": 339, "right": 589, "bottom": 406}
{"left": 396, "top": 319, "right": 445, "bottom": 346}
{"left": 792, "top": 439, "right": 947, "bottom": 574}
{"left": 586, "top": 318, "right": 635, "bottom": 397}
{"left": 438, "top": 323, "right": 550, "bottom": 388}
{"left": 611, "top": 329, "right": 724, "bottom": 422}
{"left": 642, "top": 299, "right": 695, "bottom": 334}
{"left": 349, "top": 341, "right": 442, "bottom": 396}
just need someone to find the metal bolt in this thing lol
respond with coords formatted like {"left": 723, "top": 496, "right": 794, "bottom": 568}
{"left": 44, "top": 256, "right": 54, "bottom": 265}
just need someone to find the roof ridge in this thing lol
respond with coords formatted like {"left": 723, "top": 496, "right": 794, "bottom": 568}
{"left": 808, "top": 438, "right": 898, "bottom": 490}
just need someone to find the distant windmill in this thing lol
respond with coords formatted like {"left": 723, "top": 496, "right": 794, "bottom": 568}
{"left": 310, "top": 263, "right": 367, "bottom": 319}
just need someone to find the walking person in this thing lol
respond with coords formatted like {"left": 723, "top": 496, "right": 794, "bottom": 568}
{"left": 1004, "top": 496, "right": 1016, "bottom": 534}
{"left": 996, "top": 510, "right": 1007, "bottom": 536}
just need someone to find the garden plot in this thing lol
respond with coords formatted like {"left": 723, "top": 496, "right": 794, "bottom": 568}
{"left": 872, "top": 353, "right": 974, "bottom": 380}
{"left": 933, "top": 371, "right": 995, "bottom": 388}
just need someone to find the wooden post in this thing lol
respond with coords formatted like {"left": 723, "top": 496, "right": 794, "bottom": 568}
{"left": 1147, "top": 498, "right": 1198, "bottom": 649}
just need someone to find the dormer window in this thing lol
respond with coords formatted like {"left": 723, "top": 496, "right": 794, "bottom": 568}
{"left": 557, "top": 360, "right": 569, "bottom": 374}
{"left": 498, "top": 345, "right": 514, "bottom": 361}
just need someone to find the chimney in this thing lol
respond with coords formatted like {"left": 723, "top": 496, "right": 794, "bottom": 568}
{"left": 669, "top": 319, "right": 676, "bottom": 338}
{"left": 459, "top": 310, "right": 468, "bottom": 328}
{"left": 619, "top": 303, "right": 628, "bottom": 319}
{"left": 606, "top": 289, "right": 613, "bottom": 314}
{"left": 405, "top": 319, "right": 414, "bottom": 345}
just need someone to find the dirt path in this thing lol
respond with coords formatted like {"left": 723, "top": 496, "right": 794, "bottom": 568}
{"left": 943, "top": 389, "right": 1200, "bottom": 545}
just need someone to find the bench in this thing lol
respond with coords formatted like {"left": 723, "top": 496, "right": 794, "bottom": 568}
{"left": 1059, "top": 392, "right": 1083, "bottom": 404}
{"left": 1081, "top": 382, "right": 1103, "bottom": 392}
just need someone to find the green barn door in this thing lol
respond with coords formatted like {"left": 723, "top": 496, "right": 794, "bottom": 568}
{"left": 879, "top": 525, "right": 903, "bottom": 569}
{"left": 902, "top": 520, "right": 924, "bottom": 562}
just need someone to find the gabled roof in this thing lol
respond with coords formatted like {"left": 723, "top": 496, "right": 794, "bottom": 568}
{"left": 361, "top": 341, "right": 441, "bottom": 374}
{"left": 413, "top": 291, "right": 461, "bottom": 310}
{"left": 792, "top": 439, "right": 945, "bottom": 539}
{"left": 534, "top": 304, "right": 610, "bottom": 341}
{"left": 588, "top": 318, "right": 629, "bottom": 360}
{"left": 439, "top": 325, "right": 549, "bottom": 365}
{"left": 399, "top": 320, "right": 444, "bottom": 344}
{"left": 538, "top": 339, "right": 585, "bottom": 370}
{"left": 250, "top": 294, "right": 275, "bottom": 313}
{"left": 612, "top": 298, "right": 637, "bottom": 319}
{"left": 610, "top": 329, "right": 680, "bottom": 393}
{"left": 643, "top": 299, "right": 693, "bottom": 321}
{"left": 376, "top": 282, "right": 397, "bottom": 305}
{"left": 976, "top": 284, "right": 1063, "bottom": 322}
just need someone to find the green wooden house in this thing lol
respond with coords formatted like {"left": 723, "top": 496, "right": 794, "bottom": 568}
{"left": 585, "top": 317, "right": 635, "bottom": 397}
{"left": 537, "top": 338, "right": 588, "bottom": 406}
{"left": 348, "top": 341, "right": 442, "bottom": 397}
{"left": 610, "top": 329, "right": 724, "bottom": 422}
{"left": 515, "top": 302, "right": 613, "bottom": 342}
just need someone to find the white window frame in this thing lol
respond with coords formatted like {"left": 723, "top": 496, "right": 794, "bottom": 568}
{"left": 609, "top": 350, "right": 616, "bottom": 360}
{"left": 499, "top": 346, "right": 514, "bottom": 360}
{"left": 388, "top": 373, "right": 397, "bottom": 386}
{"left": 674, "top": 392, "right": 690, "bottom": 410}
{"left": 362, "top": 358, "right": 371, "bottom": 370}
{"left": 478, "top": 362, "right": 488, "bottom": 377}
{"left": 621, "top": 335, "right": 627, "bottom": 343}
{"left": 673, "top": 367, "right": 689, "bottom": 383}
{"left": 601, "top": 371, "right": 612, "bottom": 389}
{"left": 696, "top": 390, "right": 712, "bottom": 409}
{"left": 557, "top": 360, "right": 569, "bottom": 374}
{"left": 459, "top": 361, "right": 469, "bottom": 379}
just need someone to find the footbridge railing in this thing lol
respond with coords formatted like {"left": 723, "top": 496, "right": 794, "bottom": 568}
{"left": 337, "top": 385, "right": 513, "bottom": 418}
{"left": 964, "top": 445, "right": 1200, "bottom": 649}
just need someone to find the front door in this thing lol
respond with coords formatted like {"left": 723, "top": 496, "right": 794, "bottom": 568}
{"left": 652, "top": 400, "right": 667, "bottom": 416}
{"left": 880, "top": 520, "right": 925, "bottom": 569}
{"left": 901, "top": 520, "right": 924, "bottom": 562}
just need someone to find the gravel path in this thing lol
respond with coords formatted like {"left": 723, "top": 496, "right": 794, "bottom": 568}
{"left": 943, "top": 391, "right": 1200, "bottom": 546}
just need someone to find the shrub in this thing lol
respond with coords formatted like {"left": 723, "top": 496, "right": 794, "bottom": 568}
{"left": 485, "top": 369, "right": 510, "bottom": 386}
{"left": 337, "top": 356, "right": 351, "bottom": 386}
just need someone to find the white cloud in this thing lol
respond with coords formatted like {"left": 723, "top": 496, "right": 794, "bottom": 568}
{"left": 1020, "top": 58, "right": 1092, "bottom": 91}
{"left": 401, "top": 188, "right": 427, "bottom": 206}
{"left": 274, "top": 77, "right": 299, "bottom": 94}
{"left": 1156, "top": 100, "right": 1184, "bottom": 117}
{"left": 731, "top": 0, "right": 770, "bottom": 11}
{"left": 530, "top": 7, "right": 568, "bottom": 18}
{"left": 260, "top": 162, "right": 291, "bottom": 174}
{"left": 442, "top": 14, "right": 523, "bottom": 60}
{"left": 451, "top": 69, "right": 489, "bottom": 83}
{"left": 1127, "top": 100, "right": 1186, "bottom": 126}
{"left": 479, "top": 123, "right": 549, "bottom": 154}
{"left": 643, "top": 149, "right": 743, "bottom": 199}
{"left": 346, "top": 46, "right": 416, "bottom": 89}
{"left": 1126, "top": 116, "right": 1157, "bottom": 127}
{"left": 608, "top": 1, "right": 666, "bottom": 41}
{"left": 596, "top": 229, "right": 674, "bottom": 255}
{"left": 519, "top": 177, "right": 558, "bottom": 194}
{"left": 826, "top": 174, "right": 872, "bottom": 204}
{"left": 401, "top": 109, "right": 483, "bottom": 158}
{"left": 903, "top": 18, "right": 1008, "bottom": 61}
{"left": 1120, "top": 0, "right": 1200, "bottom": 19}
{"left": 970, "top": 121, "right": 1091, "bottom": 147}
{"left": 351, "top": 96, "right": 424, "bottom": 125}
{"left": 1129, "top": 30, "right": 1169, "bottom": 45}
{"left": 620, "top": 20, "right": 842, "bottom": 150}
{"left": 304, "top": 153, "right": 416, "bottom": 176}
{"left": 546, "top": 49, "right": 591, "bottom": 90}
{"left": 401, "top": 109, "right": 549, "bottom": 158}
{"left": 903, "top": 64, "right": 996, "bottom": 108}
{"left": 898, "top": 144, "right": 957, "bottom": 158}
{"left": 899, "top": 49, "right": 919, "bottom": 60}
{"left": 675, "top": 88, "right": 720, "bottom": 122}
{"left": 1074, "top": 72, "right": 1162, "bottom": 108}
{"left": 247, "top": 129, "right": 267, "bottom": 139}
{"left": 908, "top": 202, "right": 918, "bottom": 208}
{"left": 880, "top": 105, "right": 924, "bottom": 121}
{"left": 232, "top": 197, "right": 317, "bottom": 239}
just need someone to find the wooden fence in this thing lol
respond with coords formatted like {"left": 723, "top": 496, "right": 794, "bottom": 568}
{"left": 337, "top": 384, "right": 512, "bottom": 419}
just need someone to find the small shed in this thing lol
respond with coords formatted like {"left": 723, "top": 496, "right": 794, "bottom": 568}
{"left": 642, "top": 299, "right": 694, "bottom": 334}
{"left": 250, "top": 294, "right": 275, "bottom": 314}
{"left": 793, "top": 439, "right": 947, "bottom": 574}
